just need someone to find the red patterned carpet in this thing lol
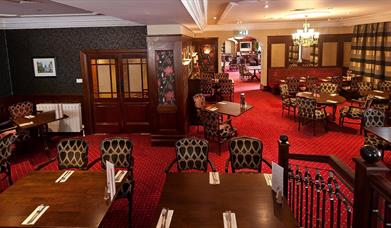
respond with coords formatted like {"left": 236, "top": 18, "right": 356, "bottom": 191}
{"left": 1, "top": 71, "right": 390, "bottom": 227}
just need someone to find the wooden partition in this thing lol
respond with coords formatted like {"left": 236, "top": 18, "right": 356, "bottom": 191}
{"left": 147, "top": 35, "right": 191, "bottom": 146}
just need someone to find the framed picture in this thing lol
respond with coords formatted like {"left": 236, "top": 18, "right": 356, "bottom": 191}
{"left": 32, "top": 57, "right": 56, "bottom": 77}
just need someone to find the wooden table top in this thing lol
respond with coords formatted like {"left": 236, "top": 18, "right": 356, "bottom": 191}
{"left": 154, "top": 173, "right": 296, "bottom": 228}
{"left": 0, "top": 171, "right": 125, "bottom": 227}
{"left": 365, "top": 127, "right": 391, "bottom": 144}
{"left": 206, "top": 101, "right": 253, "bottom": 117}
{"left": 363, "top": 90, "right": 390, "bottom": 100}
{"left": 296, "top": 92, "right": 346, "bottom": 105}
{"left": 246, "top": 65, "right": 261, "bottom": 70}
{"left": 13, "top": 111, "right": 68, "bottom": 129}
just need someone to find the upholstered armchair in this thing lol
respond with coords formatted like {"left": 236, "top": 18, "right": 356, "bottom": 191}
{"left": 0, "top": 134, "right": 16, "bottom": 187}
{"left": 378, "top": 81, "right": 391, "bottom": 92}
{"left": 305, "top": 77, "right": 319, "bottom": 92}
{"left": 286, "top": 77, "right": 300, "bottom": 95}
{"left": 57, "top": 138, "right": 89, "bottom": 170}
{"left": 200, "top": 78, "right": 213, "bottom": 98}
{"left": 297, "top": 97, "right": 328, "bottom": 135}
{"left": 199, "top": 109, "right": 237, "bottom": 155}
{"left": 219, "top": 79, "right": 234, "bottom": 101}
{"left": 357, "top": 82, "right": 373, "bottom": 97}
{"left": 279, "top": 83, "right": 297, "bottom": 119}
{"left": 101, "top": 137, "right": 134, "bottom": 225}
{"left": 330, "top": 76, "right": 343, "bottom": 90}
{"left": 8, "top": 101, "right": 34, "bottom": 142}
{"left": 319, "top": 82, "right": 338, "bottom": 94}
{"left": 339, "top": 95, "right": 375, "bottom": 133}
{"left": 363, "top": 109, "right": 391, "bottom": 159}
{"left": 238, "top": 65, "right": 252, "bottom": 81}
{"left": 165, "top": 137, "right": 216, "bottom": 173}
{"left": 193, "top": 94, "right": 206, "bottom": 132}
{"left": 225, "top": 136, "right": 271, "bottom": 173}
{"left": 215, "top": 72, "right": 229, "bottom": 80}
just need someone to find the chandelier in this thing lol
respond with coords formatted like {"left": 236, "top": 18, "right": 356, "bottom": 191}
{"left": 234, "top": 30, "right": 248, "bottom": 40}
{"left": 292, "top": 19, "right": 319, "bottom": 46}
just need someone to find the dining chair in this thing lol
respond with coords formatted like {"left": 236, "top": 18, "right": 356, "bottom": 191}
{"left": 101, "top": 137, "right": 134, "bottom": 225}
{"left": 199, "top": 109, "right": 237, "bottom": 155}
{"left": 319, "top": 82, "right": 338, "bottom": 94}
{"left": 378, "top": 80, "right": 391, "bottom": 92}
{"left": 363, "top": 109, "right": 391, "bottom": 159}
{"left": 330, "top": 76, "right": 343, "bottom": 90}
{"left": 305, "top": 77, "right": 319, "bottom": 92}
{"left": 57, "top": 138, "right": 89, "bottom": 170}
{"left": 200, "top": 72, "right": 214, "bottom": 80}
{"left": 193, "top": 93, "right": 206, "bottom": 132}
{"left": 286, "top": 77, "right": 300, "bottom": 95}
{"left": 200, "top": 78, "right": 214, "bottom": 99}
{"left": 339, "top": 95, "right": 375, "bottom": 134}
{"left": 0, "top": 134, "right": 16, "bottom": 187}
{"left": 215, "top": 72, "right": 229, "bottom": 80}
{"left": 279, "top": 83, "right": 297, "bottom": 120}
{"left": 357, "top": 82, "right": 373, "bottom": 97}
{"left": 238, "top": 65, "right": 252, "bottom": 81}
{"left": 165, "top": 137, "right": 216, "bottom": 173}
{"left": 8, "top": 101, "right": 35, "bottom": 142}
{"left": 297, "top": 97, "right": 328, "bottom": 136}
{"left": 219, "top": 79, "right": 234, "bottom": 101}
{"left": 225, "top": 136, "right": 271, "bottom": 173}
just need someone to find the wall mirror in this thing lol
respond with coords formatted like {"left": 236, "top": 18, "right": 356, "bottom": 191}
{"left": 288, "top": 45, "right": 318, "bottom": 67}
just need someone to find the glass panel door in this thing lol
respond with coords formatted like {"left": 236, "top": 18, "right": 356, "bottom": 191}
{"left": 121, "top": 58, "right": 148, "bottom": 100}
{"left": 91, "top": 58, "right": 118, "bottom": 99}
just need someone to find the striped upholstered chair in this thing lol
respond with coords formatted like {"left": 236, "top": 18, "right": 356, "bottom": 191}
{"left": 57, "top": 138, "right": 89, "bottom": 170}
{"left": 100, "top": 137, "right": 134, "bottom": 225}
{"left": 165, "top": 137, "right": 216, "bottom": 173}
{"left": 225, "top": 136, "right": 271, "bottom": 173}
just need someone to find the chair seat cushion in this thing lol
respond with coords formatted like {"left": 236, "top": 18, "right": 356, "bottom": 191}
{"left": 315, "top": 110, "right": 327, "bottom": 119}
{"left": 340, "top": 106, "right": 362, "bottom": 118}
{"left": 364, "top": 134, "right": 390, "bottom": 149}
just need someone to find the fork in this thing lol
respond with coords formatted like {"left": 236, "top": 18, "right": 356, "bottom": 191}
{"left": 27, "top": 204, "right": 46, "bottom": 224}
{"left": 161, "top": 208, "right": 168, "bottom": 228}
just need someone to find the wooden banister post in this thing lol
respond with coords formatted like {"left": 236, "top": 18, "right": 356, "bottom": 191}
{"left": 352, "top": 157, "right": 390, "bottom": 228}
{"left": 278, "top": 134, "right": 290, "bottom": 198}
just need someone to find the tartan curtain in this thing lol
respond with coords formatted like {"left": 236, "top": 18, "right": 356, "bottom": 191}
{"left": 349, "top": 22, "right": 391, "bottom": 81}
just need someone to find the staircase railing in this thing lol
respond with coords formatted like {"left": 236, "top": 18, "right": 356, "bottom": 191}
{"left": 278, "top": 135, "right": 391, "bottom": 228}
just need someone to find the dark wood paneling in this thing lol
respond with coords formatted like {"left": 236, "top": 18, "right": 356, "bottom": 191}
{"left": 193, "top": 37, "right": 219, "bottom": 73}
{"left": 122, "top": 102, "right": 150, "bottom": 132}
{"left": 93, "top": 102, "right": 121, "bottom": 133}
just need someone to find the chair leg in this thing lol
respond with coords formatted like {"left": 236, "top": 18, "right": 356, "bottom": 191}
{"left": 293, "top": 107, "right": 296, "bottom": 121}
{"left": 7, "top": 165, "right": 13, "bottom": 185}
{"left": 218, "top": 143, "right": 221, "bottom": 156}
{"left": 324, "top": 119, "right": 328, "bottom": 132}
{"left": 127, "top": 188, "right": 134, "bottom": 227}
{"left": 313, "top": 120, "right": 316, "bottom": 136}
{"left": 298, "top": 117, "right": 301, "bottom": 131}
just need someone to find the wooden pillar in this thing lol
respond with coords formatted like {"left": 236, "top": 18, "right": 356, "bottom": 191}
{"left": 352, "top": 157, "right": 389, "bottom": 228}
{"left": 278, "top": 134, "right": 290, "bottom": 197}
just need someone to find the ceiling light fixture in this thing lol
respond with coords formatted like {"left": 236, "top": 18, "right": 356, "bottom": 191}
{"left": 292, "top": 18, "right": 319, "bottom": 46}
{"left": 234, "top": 30, "right": 248, "bottom": 40}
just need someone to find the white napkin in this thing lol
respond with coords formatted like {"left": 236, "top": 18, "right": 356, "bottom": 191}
{"left": 329, "top": 93, "right": 338, "bottom": 96}
{"left": 156, "top": 208, "right": 174, "bottom": 228}
{"left": 24, "top": 115, "right": 35, "bottom": 119}
{"left": 208, "top": 107, "right": 218, "bottom": 111}
{"left": 375, "top": 95, "right": 384, "bottom": 99}
{"left": 21, "top": 204, "right": 49, "bottom": 225}
{"left": 115, "top": 170, "right": 128, "bottom": 183}
{"left": 264, "top": 174, "right": 272, "bottom": 186}
{"left": 218, "top": 101, "right": 227, "bottom": 104}
{"left": 223, "top": 211, "right": 237, "bottom": 228}
{"left": 373, "top": 90, "right": 384, "bottom": 93}
{"left": 326, "top": 100, "right": 337, "bottom": 103}
{"left": 209, "top": 172, "right": 220, "bottom": 185}
{"left": 55, "top": 170, "right": 74, "bottom": 183}
{"left": 19, "top": 121, "right": 34, "bottom": 127}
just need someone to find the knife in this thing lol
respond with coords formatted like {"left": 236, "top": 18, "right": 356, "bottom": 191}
{"left": 60, "top": 170, "right": 73, "bottom": 182}
{"left": 55, "top": 171, "right": 69, "bottom": 183}
{"left": 27, "top": 204, "right": 46, "bottom": 224}
{"left": 161, "top": 208, "right": 168, "bottom": 228}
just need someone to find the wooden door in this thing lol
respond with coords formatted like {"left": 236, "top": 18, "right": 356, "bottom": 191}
{"left": 81, "top": 49, "right": 150, "bottom": 134}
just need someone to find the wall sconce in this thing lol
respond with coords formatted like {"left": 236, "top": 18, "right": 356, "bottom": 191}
{"left": 203, "top": 47, "right": 211, "bottom": 54}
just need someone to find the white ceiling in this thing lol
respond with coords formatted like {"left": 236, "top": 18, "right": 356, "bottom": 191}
{"left": 0, "top": 0, "right": 391, "bottom": 31}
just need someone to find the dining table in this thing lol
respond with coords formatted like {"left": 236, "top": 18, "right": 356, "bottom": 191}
{"left": 206, "top": 101, "right": 253, "bottom": 117}
{"left": 364, "top": 127, "right": 391, "bottom": 144}
{"left": 154, "top": 173, "right": 296, "bottom": 228}
{"left": 363, "top": 90, "right": 390, "bottom": 100}
{"left": 0, "top": 170, "right": 127, "bottom": 227}
{"left": 296, "top": 92, "right": 346, "bottom": 120}
{"left": 246, "top": 65, "right": 261, "bottom": 80}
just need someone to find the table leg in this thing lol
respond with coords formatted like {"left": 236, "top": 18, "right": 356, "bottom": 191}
{"left": 332, "top": 105, "right": 337, "bottom": 121}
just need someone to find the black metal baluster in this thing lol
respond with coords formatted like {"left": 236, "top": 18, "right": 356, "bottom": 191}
{"left": 296, "top": 167, "right": 304, "bottom": 227}
{"left": 327, "top": 171, "right": 339, "bottom": 228}
{"left": 289, "top": 165, "right": 294, "bottom": 213}
{"left": 385, "top": 202, "right": 391, "bottom": 228}
{"left": 304, "top": 168, "right": 311, "bottom": 228}
{"left": 295, "top": 165, "right": 301, "bottom": 225}
{"left": 315, "top": 169, "right": 324, "bottom": 228}
{"left": 345, "top": 202, "right": 352, "bottom": 228}
{"left": 321, "top": 177, "right": 326, "bottom": 228}
{"left": 310, "top": 173, "right": 314, "bottom": 228}
{"left": 336, "top": 195, "right": 342, "bottom": 228}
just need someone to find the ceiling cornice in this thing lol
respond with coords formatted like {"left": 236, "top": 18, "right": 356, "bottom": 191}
{"left": 217, "top": 2, "right": 237, "bottom": 25}
{"left": 147, "top": 24, "right": 195, "bottom": 37}
{"left": 180, "top": 0, "right": 207, "bottom": 31}
{"left": 0, "top": 15, "right": 141, "bottom": 30}
{"left": 340, "top": 11, "right": 391, "bottom": 26}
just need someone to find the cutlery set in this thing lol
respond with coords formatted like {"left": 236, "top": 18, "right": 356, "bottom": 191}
{"left": 55, "top": 170, "right": 74, "bottom": 183}
{"left": 22, "top": 204, "right": 49, "bottom": 225}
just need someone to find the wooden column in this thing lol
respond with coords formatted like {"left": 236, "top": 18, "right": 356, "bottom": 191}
{"left": 278, "top": 134, "right": 290, "bottom": 198}
{"left": 352, "top": 157, "right": 390, "bottom": 228}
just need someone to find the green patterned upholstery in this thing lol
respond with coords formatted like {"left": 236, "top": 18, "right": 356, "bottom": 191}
{"left": 57, "top": 138, "right": 88, "bottom": 170}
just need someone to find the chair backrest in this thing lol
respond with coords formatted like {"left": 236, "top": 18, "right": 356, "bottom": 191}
{"left": 297, "top": 97, "right": 317, "bottom": 119}
{"left": 357, "top": 82, "right": 372, "bottom": 93}
{"left": 200, "top": 72, "right": 213, "bottom": 80}
{"left": 175, "top": 137, "right": 209, "bottom": 172}
{"left": 199, "top": 109, "right": 221, "bottom": 138}
{"left": 200, "top": 79, "right": 213, "bottom": 94}
{"left": 57, "top": 138, "right": 88, "bottom": 170}
{"left": 215, "top": 72, "right": 229, "bottom": 80}
{"left": 0, "top": 134, "right": 16, "bottom": 170}
{"left": 286, "top": 77, "right": 300, "bottom": 94}
{"left": 330, "top": 76, "right": 343, "bottom": 87}
{"left": 320, "top": 82, "right": 338, "bottom": 94}
{"left": 279, "top": 83, "right": 289, "bottom": 97}
{"left": 363, "top": 109, "right": 385, "bottom": 128}
{"left": 101, "top": 137, "right": 133, "bottom": 170}
{"left": 220, "top": 79, "right": 234, "bottom": 95}
{"left": 378, "top": 81, "right": 391, "bottom": 92}
{"left": 228, "top": 136, "right": 263, "bottom": 173}
{"left": 8, "top": 101, "right": 33, "bottom": 120}
{"left": 193, "top": 94, "right": 206, "bottom": 109}
{"left": 350, "top": 76, "right": 362, "bottom": 90}
{"left": 306, "top": 77, "right": 318, "bottom": 91}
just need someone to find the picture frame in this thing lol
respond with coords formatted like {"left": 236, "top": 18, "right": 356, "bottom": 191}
{"left": 32, "top": 57, "right": 57, "bottom": 77}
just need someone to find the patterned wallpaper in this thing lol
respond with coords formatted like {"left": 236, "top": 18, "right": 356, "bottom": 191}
{"left": 0, "top": 30, "right": 12, "bottom": 97}
{"left": 5, "top": 26, "right": 147, "bottom": 95}
{"left": 156, "top": 50, "right": 176, "bottom": 105}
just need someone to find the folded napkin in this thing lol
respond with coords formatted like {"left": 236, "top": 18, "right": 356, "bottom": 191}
{"left": 329, "top": 93, "right": 338, "bottom": 96}
{"left": 209, "top": 172, "right": 220, "bottom": 185}
{"left": 115, "top": 170, "right": 128, "bottom": 183}
{"left": 21, "top": 204, "right": 49, "bottom": 225}
{"left": 156, "top": 208, "right": 174, "bottom": 228}
{"left": 19, "top": 121, "right": 34, "bottom": 127}
{"left": 373, "top": 90, "right": 384, "bottom": 93}
{"left": 375, "top": 95, "right": 385, "bottom": 99}
{"left": 326, "top": 100, "right": 337, "bottom": 103}
{"left": 223, "top": 211, "right": 237, "bottom": 228}
{"left": 264, "top": 174, "right": 272, "bottom": 186}
{"left": 218, "top": 102, "right": 227, "bottom": 104}
{"left": 55, "top": 170, "right": 74, "bottom": 183}
{"left": 24, "top": 115, "right": 35, "bottom": 119}
{"left": 208, "top": 107, "right": 218, "bottom": 111}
